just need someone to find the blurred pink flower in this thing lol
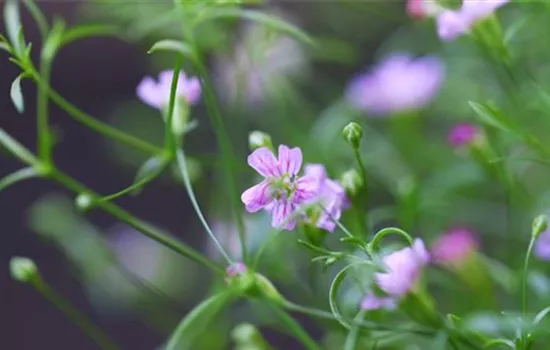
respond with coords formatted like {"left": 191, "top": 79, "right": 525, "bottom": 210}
{"left": 226, "top": 262, "right": 247, "bottom": 277}
{"left": 447, "top": 123, "right": 480, "bottom": 148}
{"left": 407, "top": 0, "right": 440, "bottom": 20}
{"left": 360, "top": 293, "right": 397, "bottom": 311}
{"left": 346, "top": 54, "right": 445, "bottom": 116}
{"left": 241, "top": 145, "right": 317, "bottom": 230}
{"left": 303, "top": 164, "right": 350, "bottom": 232}
{"left": 375, "top": 239, "right": 430, "bottom": 297}
{"left": 436, "top": 0, "right": 509, "bottom": 41}
{"left": 136, "top": 70, "right": 201, "bottom": 109}
{"left": 431, "top": 227, "right": 479, "bottom": 265}
{"left": 535, "top": 227, "right": 550, "bottom": 261}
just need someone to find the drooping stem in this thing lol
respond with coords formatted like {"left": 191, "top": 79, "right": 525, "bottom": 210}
{"left": 32, "top": 276, "right": 120, "bottom": 350}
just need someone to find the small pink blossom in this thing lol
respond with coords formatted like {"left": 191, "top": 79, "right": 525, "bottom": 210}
{"left": 241, "top": 145, "right": 317, "bottom": 231}
{"left": 447, "top": 123, "right": 480, "bottom": 148}
{"left": 226, "top": 262, "right": 247, "bottom": 277}
{"left": 407, "top": 0, "right": 440, "bottom": 20}
{"left": 360, "top": 293, "right": 397, "bottom": 311}
{"left": 346, "top": 54, "right": 445, "bottom": 116}
{"left": 431, "top": 227, "right": 479, "bottom": 265}
{"left": 436, "top": 0, "right": 509, "bottom": 41}
{"left": 137, "top": 70, "right": 201, "bottom": 109}
{"left": 304, "top": 164, "right": 350, "bottom": 232}
{"left": 375, "top": 239, "right": 430, "bottom": 297}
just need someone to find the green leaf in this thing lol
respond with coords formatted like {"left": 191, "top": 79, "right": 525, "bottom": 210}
{"left": 166, "top": 290, "right": 239, "bottom": 350}
{"left": 22, "top": 0, "right": 49, "bottom": 40}
{"left": 483, "top": 338, "right": 515, "bottom": 349}
{"left": 200, "top": 9, "right": 314, "bottom": 46}
{"left": 131, "top": 154, "right": 168, "bottom": 195}
{"left": 61, "top": 24, "right": 119, "bottom": 48}
{"left": 10, "top": 74, "right": 25, "bottom": 114}
{"left": 0, "top": 128, "right": 39, "bottom": 166}
{"left": 148, "top": 40, "right": 196, "bottom": 61}
{"left": 42, "top": 19, "right": 65, "bottom": 61}
{"left": 4, "top": 0, "right": 23, "bottom": 55}
{"left": 533, "top": 306, "right": 550, "bottom": 325}
{"left": 0, "top": 167, "right": 39, "bottom": 193}
{"left": 469, "top": 101, "right": 514, "bottom": 133}
{"left": 0, "top": 42, "right": 11, "bottom": 53}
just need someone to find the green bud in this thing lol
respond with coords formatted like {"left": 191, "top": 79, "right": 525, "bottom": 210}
{"left": 75, "top": 193, "right": 94, "bottom": 211}
{"left": 10, "top": 256, "right": 38, "bottom": 283}
{"left": 340, "top": 169, "right": 362, "bottom": 196}
{"left": 163, "top": 99, "right": 190, "bottom": 136}
{"left": 248, "top": 131, "right": 273, "bottom": 151}
{"left": 252, "top": 273, "right": 284, "bottom": 305}
{"left": 342, "top": 122, "right": 363, "bottom": 149}
{"left": 532, "top": 214, "right": 549, "bottom": 239}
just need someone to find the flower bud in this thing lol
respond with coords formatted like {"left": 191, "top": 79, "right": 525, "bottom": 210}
{"left": 532, "top": 215, "right": 549, "bottom": 239}
{"left": 248, "top": 131, "right": 273, "bottom": 151}
{"left": 340, "top": 169, "right": 362, "bottom": 196}
{"left": 10, "top": 256, "right": 38, "bottom": 283}
{"left": 75, "top": 193, "right": 94, "bottom": 212}
{"left": 342, "top": 122, "right": 363, "bottom": 149}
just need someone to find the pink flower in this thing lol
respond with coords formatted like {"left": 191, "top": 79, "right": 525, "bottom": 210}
{"left": 360, "top": 293, "right": 397, "bottom": 311}
{"left": 431, "top": 227, "right": 479, "bottom": 265}
{"left": 137, "top": 70, "right": 201, "bottom": 109}
{"left": 535, "top": 227, "right": 550, "bottom": 261}
{"left": 407, "top": 0, "right": 440, "bottom": 20}
{"left": 375, "top": 239, "right": 430, "bottom": 297}
{"left": 346, "top": 54, "right": 444, "bottom": 116}
{"left": 436, "top": 0, "right": 509, "bottom": 41}
{"left": 226, "top": 262, "right": 247, "bottom": 277}
{"left": 447, "top": 123, "right": 480, "bottom": 148}
{"left": 241, "top": 145, "right": 317, "bottom": 231}
{"left": 303, "top": 164, "right": 350, "bottom": 232}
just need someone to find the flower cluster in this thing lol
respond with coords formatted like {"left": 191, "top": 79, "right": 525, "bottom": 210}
{"left": 241, "top": 145, "right": 349, "bottom": 232}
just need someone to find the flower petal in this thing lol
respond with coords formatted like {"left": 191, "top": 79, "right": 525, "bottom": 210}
{"left": 248, "top": 147, "right": 280, "bottom": 178}
{"left": 278, "top": 145, "right": 302, "bottom": 175}
{"left": 136, "top": 77, "right": 164, "bottom": 109}
{"left": 241, "top": 180, "right": 272, "bottom": 212}
{"left": 271, "top": 200, "right": 296, "bottom": 230}
{"left": 294, "top": 175, "right": 320, "bottom": 203}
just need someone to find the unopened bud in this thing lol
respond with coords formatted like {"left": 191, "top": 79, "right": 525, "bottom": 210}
{"left": 342, "top": 122, "right": 363, "bottom": 149}
{"left": 340, "top": 169, "right": 362, "bottom": 196}
{"left": 75, "top": 193, "right": 94, "bottom": 211}
{"left": 532, "top": 215, "right": 549, "bottom": 239}
{"left": 248, "top": 131, "right": 273, "bottom": 151}
{"left": 164, "top": 99, "right": 190, "bottom": 136}
{"left": 10, "top": 256, "right": 38, "bottom": 283}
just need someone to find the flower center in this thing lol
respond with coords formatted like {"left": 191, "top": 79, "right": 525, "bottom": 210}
{"left": 269, "top": 173, "right": 297, "bottom": 200}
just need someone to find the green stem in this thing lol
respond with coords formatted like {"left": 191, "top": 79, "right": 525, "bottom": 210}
{"left": 29, "top": 72, "right": 162, "bottom": 155}
{"left": 164, "top": 56, "right": 183, "bottom": 154}
{"left": 352, "top": 147, "right": 369, "bottom": 234}
{"left": 37, "top": 55, "right": 53, "bottom": 163}
{"left": 521, "top": 235, "right": 536, "bottom": 347}
{"left": 48, "top": 168, "right": 224, "bottom": 274}
{"left": 175, "top": 148, "right": 233, "bottom": 264}
{"left": 269, "top": 302, "right": 323, "bottom": 350}
{"left": 190, "top": 50, "right": 248, "bottom": 264}
{"left": 32, "top": 277, "right": 120, "bottom": 350}
{"left": 344, "top": 311, "right": 365, "bottom": 350}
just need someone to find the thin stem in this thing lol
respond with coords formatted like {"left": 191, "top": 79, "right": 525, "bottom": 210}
{"left": 48, "top": 168, "right": 225, "bottom": 274}
{"left": 344, "top": 311, "right": 365, "bottom": 350}
{"left": 164, "top": 56, "right": 183, "bottom": 154}
{"left": 175, "top": 148, "right": 233, "bottom": 264}
{"left": 190, "top": 50, "right": 248, "bottom": 263}
{"left": 352, "top": 147, "right": 369, "bottom": 233}
{"left": 269, "top": 302, "right": 323, "bottom": 350}
{"left": 29, "top": 72, "right": 162, "bottom": 155}
{"left": 521, "top": 235, "right": 536, "bottom": 347}
{"left": 32, "top": 277, "right": 120, "bottom": 350}
{"left": 37, "top": 55, "right": 53, "bottom": 163}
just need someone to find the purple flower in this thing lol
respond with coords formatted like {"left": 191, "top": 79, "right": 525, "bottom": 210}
{"left": 226, "top": 262, "right": 247, "bottom": 277}
{"left": 136, "top": 70, "right": 201, "bottom": 109}
{"left": 375, "top": 239, "right": 430, "bottom": 297}
{"left": 407, "top": 0, "right": 440, "bottom": 20}
{"left": 241, "top": 145, "right": 317, "bottom": 231}
{"left": 360, "top": 293, "right": 397, "bottom": 311}
{"left": 535, "top": 227, "right": 550, "bottom": 261}
{"left": 303, "top": 164, "right": 350, "bottom": 232}
{"left": 447, "top": 123, "right": 480, "bottom": 148}
{"left": 431, "top": 227, "right": 479, "bottom": 265}
{"left": 436, "top": 0, "right": 509, "bottom": 41}
{"left": 346, "top": 54, "right": 445, "bottom": 116}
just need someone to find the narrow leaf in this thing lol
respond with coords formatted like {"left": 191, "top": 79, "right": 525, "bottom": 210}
{"left": 148, "top": 40, "right": 196, "bottom": 61}
{"left": 0, "top": 128, "right": 39, "bottom": 166}
{"left": 131, "top": 155, "right": 167, "bottom": 195}
{"left": 166, "top": 290, "right": 238, "bottom": 350}
{"left": 469, "top": 101, "right": 514, "bottom": 133}
{"left": 533, "top": 306, "right": 550, "bottom": 325}
{"left": 4, "top": 0, "right": 22, "bottom": 55}
{"left": 0, "top": 167, "right": 39, "bottom": 193}
{"left": 483, "top": 338, "right": 515, "bottom": 349}
{"left": 0, "top": 42, "right": 10, "bottom": 53}
{"left": 61, "top": 24, "right": 119, "bottom": 48}
{"left": 22, "top": 0, "right": 49, "bottom": 40}
{"left": 201, "top": 9, "right": 314, "bottom": 46}
{"left": 10, "top": 74, "right": 25, "bottom": 114}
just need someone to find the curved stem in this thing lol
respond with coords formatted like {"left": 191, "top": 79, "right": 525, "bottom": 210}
{"left": 32, "top": 277, "right": 120, "bottom": 350}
